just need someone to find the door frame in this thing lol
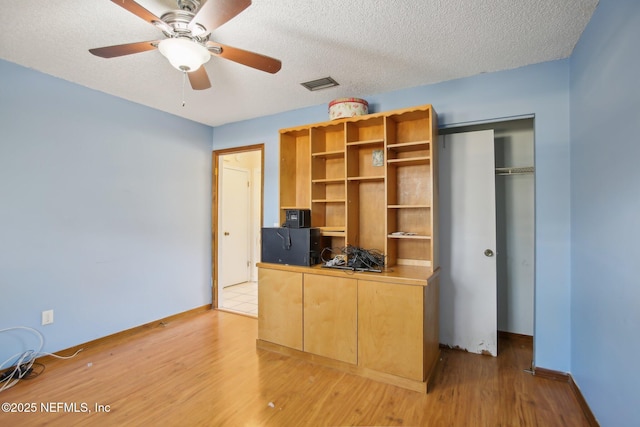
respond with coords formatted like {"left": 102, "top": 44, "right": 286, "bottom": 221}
{"left": 212, "top": 144, "right": 264, "bottom": 308}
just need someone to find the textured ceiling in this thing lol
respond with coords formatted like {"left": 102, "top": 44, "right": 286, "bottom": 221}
{"left": 0, "top": 0, "right": 598, "bottom": 127}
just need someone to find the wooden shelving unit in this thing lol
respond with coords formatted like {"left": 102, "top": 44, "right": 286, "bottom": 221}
{"left": 279, "top": 104, "right": 438, "bottom": 268}
{"left": 264, "top": 104, "right": 440, "bottom": 393}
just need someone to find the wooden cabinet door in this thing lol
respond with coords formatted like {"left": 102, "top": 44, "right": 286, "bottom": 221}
{"left": 303, "top": 274, "right": 357, "bottom": 364}
{"left": 358, "top": 279, "right": 424, "bottom": 380}
{"left": 258, "top": 268, "right": 303, "bottom": 350}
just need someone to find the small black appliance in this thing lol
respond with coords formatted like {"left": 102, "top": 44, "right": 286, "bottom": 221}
{"left": 284, "top": 209, "right": 310, "bottom": 228}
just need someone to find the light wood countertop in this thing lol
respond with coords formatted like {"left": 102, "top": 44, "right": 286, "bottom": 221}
{"left": 257, "top": 262, "right": 439, "bottom": 286}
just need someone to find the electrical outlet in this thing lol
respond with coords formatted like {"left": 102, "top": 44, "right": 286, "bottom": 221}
{"left": 41, "top": 309, "right": 54, "bottom": 326}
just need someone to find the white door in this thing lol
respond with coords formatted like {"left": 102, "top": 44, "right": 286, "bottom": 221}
{"left": 219, "top": 166, "right": 250, "bottom": 288}
{"left": 439, "top": 130, "right": 498, "bottom": 356}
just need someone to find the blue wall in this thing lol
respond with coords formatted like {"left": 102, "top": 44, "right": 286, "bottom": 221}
{"left": 0, "top": 60, "right": 213, "bottom": 363}
{"left": 214, "top": 59, "right": 573, "bottom": 372}
{"left": 570, "top": 1, "right": 640, "bottom": 425}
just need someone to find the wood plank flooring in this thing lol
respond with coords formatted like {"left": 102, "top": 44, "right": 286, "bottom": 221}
{"left": 0, "top": 310, "right": 590, "bottom": 426}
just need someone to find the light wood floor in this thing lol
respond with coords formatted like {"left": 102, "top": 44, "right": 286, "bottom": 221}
{"left": 0, "top": 310, "right": 590, "bottom": 426}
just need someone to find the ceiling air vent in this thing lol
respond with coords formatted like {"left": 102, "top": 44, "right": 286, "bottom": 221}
{"left": 300, "top": 77, "right": 340, "bottom": 91}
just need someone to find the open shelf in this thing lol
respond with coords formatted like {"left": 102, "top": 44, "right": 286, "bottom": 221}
{"left": 346, "top": 138, "right": 384, "bottom": 147}
{"left": 312, "top": 150, "right": 345, "bottom": 159}
{"left": 347, "top": 176, "right": 385, "bottom": 182}
{"left": 386, "top": 110, "right": 432, "bottom": 145}
{"left": 312, "top": 178, "right": 344, "bottom": 184}
{"left": 312, "top": 199, "right": 346, "bottom": 203}
{"left": 388, "top": 204, "right": 431, "bottom": 209}
{"left": 387, "top": 156, "right": 431, "bottom": 167}
{"left": 387, "top": 140, "right": 430, "bottom": 152}
{"left": 311, "top": 123, "right": 345, "bottom": 153}
{"left": 388, "top": 234, "right": 432, "bottom": 240}
{"left": 346, "top": 117, "right": 384, "bottom": 144}
{"left": 318, "top": 226, "right": 346, "bottom": 237}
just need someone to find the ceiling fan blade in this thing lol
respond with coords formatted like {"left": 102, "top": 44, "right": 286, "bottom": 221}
{"left": 188, "top": 67, "right": 212, "bottom": 90}
{"left": 109, "top": 0, "right": 172, "bottom": 33}
{"left": 189, "top": 0, "right": 252, "bottom": 33}
{"left": 206, "top": 42, "right": 281, "bottom": 74}
{"left": 89, "top": 40, "right": 159, "bottom": 58}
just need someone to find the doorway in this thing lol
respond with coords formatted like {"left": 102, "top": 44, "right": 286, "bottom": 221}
{"left": 438, "top": 118, "right": 535, "bottom": 358}
{"left": 212, "top": 145, "right": 263, "bottom": 316}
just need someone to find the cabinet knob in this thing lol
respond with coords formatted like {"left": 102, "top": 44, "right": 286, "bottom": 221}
{"left": 224, "top": 232, "right": 230, "bottom": 236}
{"left": 484, "top": 249, "right": 494, "bottom": 257}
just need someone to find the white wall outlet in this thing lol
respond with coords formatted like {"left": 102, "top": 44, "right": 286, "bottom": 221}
{"left": 41, "top": 309, "right": 54, "bottom": 326}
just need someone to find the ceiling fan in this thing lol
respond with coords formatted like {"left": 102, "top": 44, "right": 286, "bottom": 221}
{"left": 89, "top": 0, "right": 281, "bottom": 90}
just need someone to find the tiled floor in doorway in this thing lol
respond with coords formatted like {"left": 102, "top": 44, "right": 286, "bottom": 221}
{"left": 220, "top": 281, "right": 257, "bottom": 316}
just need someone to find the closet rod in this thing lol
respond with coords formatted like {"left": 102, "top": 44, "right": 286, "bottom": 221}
{"left": 495, "top": 166, "right": 534, "bottom": 176}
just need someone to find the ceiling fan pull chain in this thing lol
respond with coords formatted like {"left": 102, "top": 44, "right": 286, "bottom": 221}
{"left": 182, "top": 71, "right": 187, "bottom": 107}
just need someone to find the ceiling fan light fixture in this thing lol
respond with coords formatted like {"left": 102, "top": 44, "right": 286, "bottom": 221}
{"left": 158, "top": 38, "right": 210, "bottom": 72}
